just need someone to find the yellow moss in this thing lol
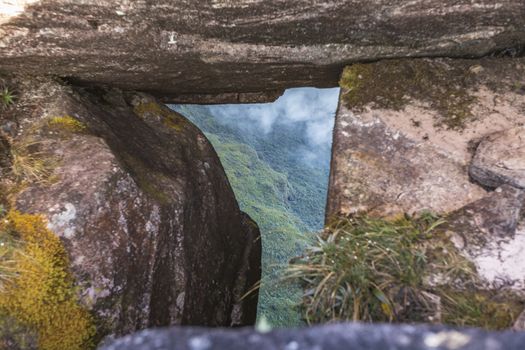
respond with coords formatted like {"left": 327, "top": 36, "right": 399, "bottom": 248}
{"left": 339, "top": 60, "right": 477, "bottom": 130}
{"left": 47, "top": 115, "right": 87, "bottom": 133}
{"left": 0, "top": 211, "right": 96, "bottom": 350}
{"left": 134, "top": 102, "right": 186, "bottom": 132}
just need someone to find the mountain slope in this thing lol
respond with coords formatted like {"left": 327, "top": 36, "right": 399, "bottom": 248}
{"left": 170, "top": 103, "right": 332, "bottom": 326}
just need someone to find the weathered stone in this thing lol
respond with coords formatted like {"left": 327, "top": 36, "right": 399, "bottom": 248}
{"left": 470, "top": 127, "right": 525, "bottom": 189}
{"left": 99, "top": 323, "right": 525, "bottom": 350}
{"left": 444, "top": 185, "right": 525, "bottom": 291}
{"left": 327, "top": 58, "right": 525, "bottom": 220}
{"left": 513, "top": 309, "right": 525, "bottom": 331}
{"left": 1, "top": 78, "right": 261, "bottom": 338}
{"left": 0, "top": 315, "right": 37, "bottom": 350}
{"left": 0, "top": 135, "right": 10, "bottom": 178}
{"left": 0, "top": 1, "right": 524, "bottom": 101}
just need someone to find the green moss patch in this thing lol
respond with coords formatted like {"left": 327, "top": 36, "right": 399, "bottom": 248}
{"left": 440, "top": 289, "right": 523, "bottom": 330}
{"left": 288, "top": 213, "right": 523, "bottom": 328}
{"left": 339, "top": 60, "right": 478, "bottom": 130}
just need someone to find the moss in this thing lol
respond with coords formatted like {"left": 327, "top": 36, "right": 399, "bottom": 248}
{"left": 288, "top": 213, "right": 523, "bottom": 329}
{"left": 0, "top": 211, "right": 96, "bottom": 350}
{"left": 119, "top": 152, "right": 171, "bottom": 204}
{"left": 134, "top": 102, "right": 187, "bottom": 132}
{"left": 339, "top": 60, "right": 477, "bottom": 130}
{"left": 440, "top": 289, "right": 523, "bottom": 330}
{"left": 47, "top": 116, "right": 87, "bottom": 134}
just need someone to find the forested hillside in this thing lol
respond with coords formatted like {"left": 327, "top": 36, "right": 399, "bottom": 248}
{"left": 170, "top": 89, "right": 336, "bottom": 326}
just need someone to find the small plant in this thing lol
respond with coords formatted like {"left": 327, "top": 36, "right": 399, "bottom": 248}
{"left": 287, "top": 212, "right": 480, "bottom": 325}
{"left": 10, "top": 140, "right": 57, "bottom": 184}
{"left": 0, "top": 87, "right": 14, "bottom": 107}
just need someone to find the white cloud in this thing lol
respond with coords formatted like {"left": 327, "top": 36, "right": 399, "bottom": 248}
{"left": 193, "top": 87, "right": 340, "bottom": 169}
{"left": 208, "top": 87, "right": 340, "bottom": 145}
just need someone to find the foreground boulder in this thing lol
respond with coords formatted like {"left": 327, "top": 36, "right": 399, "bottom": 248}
{"left": 0, "top": 1, "right": 524, "bottom": 102}
{"left": 99, "top": 323, "right": 525, "bottom": 350}
{"left": 0, "top": 76, "right": 261, "bottom": 342}
{"left": 326, "top": 57, "right": 525, "bottom": 326}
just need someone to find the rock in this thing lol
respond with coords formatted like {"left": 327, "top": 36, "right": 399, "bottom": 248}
{"left": 0, "top": 135, "right": 10, "bottom": 177}
{"left": 0, "top": 315, "right": 37, "bottom": 350}
{"left": 1, "top": 78, "right": 261, "bottom": 338}
{"left": 326, "top": 58, "right": 525, "bottom": 220}
{"left": 444, "top": 185, "right": 525, "bottom": 291}
{"left": 98, "top": 323, "right": 525, "bottom": 350}
{"left": 513, "top": 309, "right": 525, "bottom": 331}
{"left": 1, "top": 1, "right": 524, "bottom": 102}
{"left": 470, "top": 127, "right": 525, "bottom": 189}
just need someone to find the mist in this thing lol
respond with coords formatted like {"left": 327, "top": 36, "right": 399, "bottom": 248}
{"left": 206, "top": 87, "right": 340, "bottom": 168}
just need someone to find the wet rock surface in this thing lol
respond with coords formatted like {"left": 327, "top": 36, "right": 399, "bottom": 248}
{"left": 470, "top": 127, "right": 525, "bottom": 190}
{"left": 99, "top": 323, "right": 525, "bottom": 350}
{"left": 1, "top": 1, "right": 524, "bottom": 102}
{"left": 0, "top": 78, "right": 261, "bottom": 338}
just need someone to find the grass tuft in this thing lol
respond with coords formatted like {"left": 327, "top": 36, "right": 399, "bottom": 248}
{"left": 10, "top": 140, "right": 57, "bottom": 184}
{"left": 287, "top": 212, "right": 495, "bottom": 326}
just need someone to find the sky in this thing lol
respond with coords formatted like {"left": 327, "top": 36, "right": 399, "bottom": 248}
{"left": 207, "top": 87, "right": 340, "bottom": 153}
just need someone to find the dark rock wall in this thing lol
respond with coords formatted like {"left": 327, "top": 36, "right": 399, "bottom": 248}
{"left": 1, "top": 78, "right": 261, "bottom": 338}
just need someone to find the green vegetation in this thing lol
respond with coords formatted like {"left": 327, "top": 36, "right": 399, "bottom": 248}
{"left": 172, "top": 104, "right": 331, "bottom": 327}
{"left": 440, "top": 289, "right": 523, "bottom": 330}
{"left": 0, "top": 211, "right": 96, "bottom": 350}
{"left": 287, "top": 213, "right": 523, "bottom": 329}
{"left": 0, "top": 87, "right": 14, "bottom": 108}
{"left": 206, "top": 133, "right": 307, "bottom": 326}
{"left": 340, "top": 60, "right": 477, "bottom": 130}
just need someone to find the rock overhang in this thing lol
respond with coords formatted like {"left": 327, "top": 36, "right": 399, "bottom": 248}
{"left": 0, "top": 0, "right": 524, "bottom": 103}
